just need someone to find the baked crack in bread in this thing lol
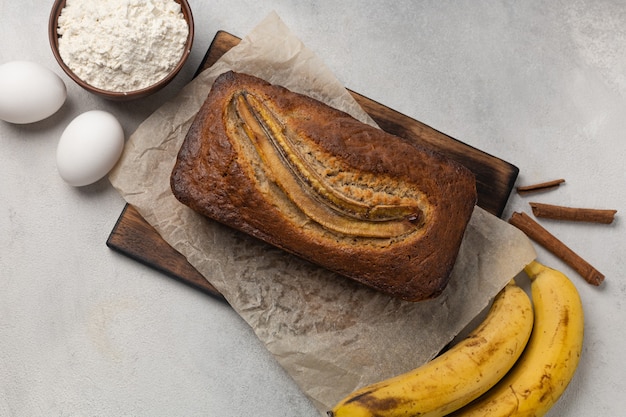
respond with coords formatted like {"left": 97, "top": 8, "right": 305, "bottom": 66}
{"left": 171, "top": 71, "right": 477, "bottom": 301}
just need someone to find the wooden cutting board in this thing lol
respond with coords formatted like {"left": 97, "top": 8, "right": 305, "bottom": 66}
{"left": 106, "top": 30, "right": 519, "bottom": 300}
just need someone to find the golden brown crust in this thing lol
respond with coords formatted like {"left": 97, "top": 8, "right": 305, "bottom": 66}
{"left": 171, "top": 71, "right": 476, "bottom": 301}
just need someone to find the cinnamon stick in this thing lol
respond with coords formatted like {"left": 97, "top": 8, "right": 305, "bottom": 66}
{"left": 516, "top": 178, "right": 565, "bottom": 194}
{"left": 509, "top": 211, "right": 604, "bottom": 286}
{"left": 530, "top": 202, "right": 617, "bottom": 224}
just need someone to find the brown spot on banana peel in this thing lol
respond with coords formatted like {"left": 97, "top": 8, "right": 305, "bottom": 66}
{"left": 233, "top": 92, "right": 424, "bottom": 238}
{"left": 341, "top": 389, "right": 407, "bottom": 415}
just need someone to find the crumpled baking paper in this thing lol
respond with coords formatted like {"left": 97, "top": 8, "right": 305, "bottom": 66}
{"left": 109, "top": 11, "right": 536, "bottom": 414}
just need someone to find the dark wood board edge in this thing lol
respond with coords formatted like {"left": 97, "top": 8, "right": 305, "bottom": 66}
{"left": 352, "top": 92, "right": 519, "bottom": 217}
{"left": 106, "top": 204, "right": 225, "bottom": 301}
{"left": 196, "top": 30, "right": 237, "bottom": 74}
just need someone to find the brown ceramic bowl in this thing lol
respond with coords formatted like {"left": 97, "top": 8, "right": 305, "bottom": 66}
{"left": 48, "top": 0, "right": 194, "bottom": 101}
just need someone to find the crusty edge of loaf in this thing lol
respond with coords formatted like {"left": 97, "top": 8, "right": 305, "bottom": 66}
{"left": 171, "top": 71, "right": 477, "bottom": 301}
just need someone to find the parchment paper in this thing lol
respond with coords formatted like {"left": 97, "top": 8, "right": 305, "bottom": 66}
{"left": 109, "top": 12, "right": 536, "bottom": 414}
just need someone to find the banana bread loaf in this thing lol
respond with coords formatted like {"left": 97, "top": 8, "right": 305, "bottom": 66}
{"left": 171, "top": 71, "right": 476, "bottom": 301}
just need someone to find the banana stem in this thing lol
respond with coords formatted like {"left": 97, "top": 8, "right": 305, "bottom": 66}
{"left": 524, "top": 260, "right": 549, "bottom": 281}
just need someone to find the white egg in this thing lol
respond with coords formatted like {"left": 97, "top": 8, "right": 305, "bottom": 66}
{"left": 0, "top": 61, "right": 67, "bottom": 124}
{"left": 56, "top": 110, "right": 125, "bottom": 187}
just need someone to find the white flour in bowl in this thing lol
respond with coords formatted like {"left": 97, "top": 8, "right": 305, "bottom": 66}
{"left": 57, "top": 0, "right": 189, "bottom": 92}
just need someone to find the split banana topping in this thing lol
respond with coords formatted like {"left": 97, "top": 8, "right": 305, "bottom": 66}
{"left": 329, "top": 279, "right": 534, "bottom": 417}
{"left": 449, "top": 260, "right": 584, "bottom": 417}
{"left": 232, "top": 92, "right": 424, "bottom": 238}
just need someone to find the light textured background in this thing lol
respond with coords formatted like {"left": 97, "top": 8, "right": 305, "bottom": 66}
{"left": 1, "top": 1, "right": 624, "bottom": 416}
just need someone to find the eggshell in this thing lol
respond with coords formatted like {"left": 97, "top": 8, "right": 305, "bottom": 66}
{"left": 56, "top": 110, "right": 125, "bottom": 187}
{"left": 0, "top": 61, "right": 67, "bottom": 124}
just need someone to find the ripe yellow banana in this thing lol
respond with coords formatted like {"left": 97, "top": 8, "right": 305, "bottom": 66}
{"left": 448, "top": 260, "right": 584, "bottom": 417}
{"left": 328, "top": 279, "right": 534, "bottom": 417}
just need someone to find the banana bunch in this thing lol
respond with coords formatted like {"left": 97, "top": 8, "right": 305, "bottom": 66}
{"left": 329, "top": 278, "right": 534, "bottom": 417}
{"left": 448, "top": 261, "right": 585, "bottom": 416}
{"left": 328, "top": 261, "right": 584, "bottom": 417}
